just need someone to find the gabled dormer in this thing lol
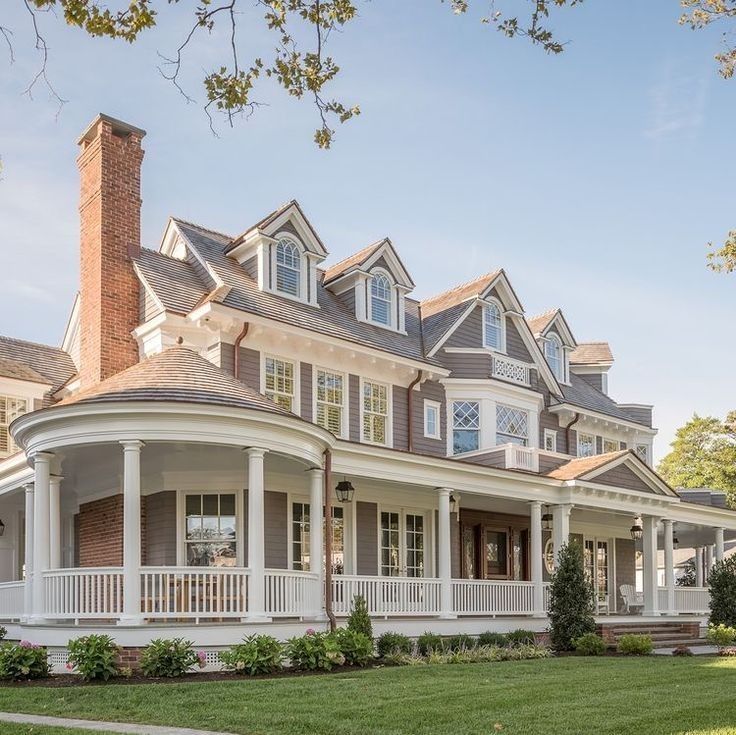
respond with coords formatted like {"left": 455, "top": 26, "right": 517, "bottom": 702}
{"left": 225, "top": 200, "right": 328, "bottom": 307}
{"left": 323, "top": 238, "right": 415, "bottom": 333}
{"left": 570, "top": 342, "right": 614, "bottom": 395}
{"left": 527, "top": 309, "right": 577, "bottom": 385}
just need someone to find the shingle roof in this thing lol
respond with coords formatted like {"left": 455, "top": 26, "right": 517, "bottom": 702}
{"left": 135, "top": 249, "right": 210, "bottom": 315}
{"left": 59, "top": 346, "right": 293, "bottom": 415}
{"left": 543, "top": 450, "right": 629, "bottom": 480}
{"left": 420, "top": 271, "right": 502, "bottom": 319}
{"left": 570, "top": 342, "right": 614, "bottom": 365}
{"left": 323, "top": 240, "right": 383, "bottom": 283}
{"left": 526, "top": 309, "right": 558, "bottom": 336}
{"left": 0, "top": 357, "right": 48, "bottom": 384}
{"left": 0, "top": 337, "right": 76, "bottom": 392}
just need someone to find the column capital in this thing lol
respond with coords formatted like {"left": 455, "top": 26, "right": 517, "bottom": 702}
{"left": 23, "top": 482, "right": 34, "bottom": 494}
{"left": 528, "top": 500, "right": 543, "bottom": 508}
{"left": 437, "top": 487, "right": 452, "bottom": 498}
{"left": 30, "top": 451, "right": 54, "bottom": 465}
{"left": 307, "top": 467, "right": 325, "bottom": 478}
{"left": 244, "top": 447, "right": 268, "bottom": 459}
{"left": 120, "top": 440, "right": 144, "bottom": 451}
{"left": 49, "top": 475, "right": 64, "bottom": 484}
{"left": 662, "top": 518, "right": 674, "bottom": 528}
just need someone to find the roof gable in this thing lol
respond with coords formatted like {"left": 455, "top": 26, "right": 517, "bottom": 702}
{"left": 527, "top": 308, "right": 577, "bottom": 347}
{"left": 324, "top": 237, "right": 415, "bottom": 289}
{"left": 0, "top": 337, "right": 76, "bottom": 393}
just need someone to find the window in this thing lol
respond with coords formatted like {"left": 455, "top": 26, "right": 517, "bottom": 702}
{"left": 265, "top": 357, "right": 296, "bottom": 411}
{"left": 316, "top": 369, "right": 344, "bottom": 436}
{"left": 635, "top": 444, "right": 649, "bottom": 464}
{"left": 405, "top": 513, "right": 425, "bottom": 577}
{"left": 603, "top": 438, "right": 620, "bottom": 453}
{"left": 380, "top": 511, "right": 425, "bottom": 577}
{"left": 328, "top": 506, "right": 345, "bottom": 575}
{"left": 452, "top": 400, "right": 480, "bottom": 454}
{"left": 362, "top": 381, "right": 389, "bottom": 444}
{"left": 292, "top": 503, "right": 345, "bottom": 573}
{"left": 185, "top": 493, "right": 237, "bottom": 567}
{"left": 0, "top": 396, "right": 27, "bottom": 457}
{"left": 545, "top": 334, "right": 563, "bottom": 381}
{"left": 578, "top": 432, "right": 596, "bottom": 458}
{"left": 275, "top": 238, "right": 301, "bottom": 297}
{"left": 370, "top": 272, "right": 392, "bottom": 325}
{"left": 544, "top": 429, "right": 558, "bottom": 453}
{"left": 424, "top": 400, "right": 441, "bottom": 440}
{"left": 496, "top": 404, "right": 528, "bottom": 446}
{"left": 380, "top": 511, "right": 401, "bottom": 576}
{"left": 483, "top": 302, "right": 504, "bottom": 351}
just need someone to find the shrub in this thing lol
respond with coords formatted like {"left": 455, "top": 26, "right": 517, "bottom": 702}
{"left": 706, "top": 623, "right": 736, "bottom": 648}
{"left": 0, "top": 641, "right": 49, "bottom": 681}
{"left": 425, "top": 643, "right": 551, "bottom": 665}
{"left": 507, "top": 629, "right": 536, "bottom": 646}
{"left": 219, "top": 635, "right": 283, "bottom": 675}
{"left": 140, "top": 638, "right": 202, "bottom": 678}
{"left": 286, "top": 630, "right": 344, "bottom": 671}
{"left": 672, "top": 645, "right": 693, "bottom": 657}
{"left": 548, "top": 540, "right": 596, "bottom": 651}
{"left": 709, "top": 557, "right": 736, "bottom": 627}
{"left": 0, "top": 627, "right": 7, "bottom": 642}
{"left": 447, "top": 634, "right": 477, "bottom": 651}
{"left": 478, "top": 632, "right": 508, "bottom": 648}
{"left": 572, "top": 633, "right": 606, "bottom": 656}
{"left": 417, "top": 632, "right": 445, "bottom": 655}
{"left": 617, "top": 634, "right": 653, "bottom": 656}
{"left": 346, "top": 595, "right": 373, "bottom": 640}
{"left": 719, "top": 646, "right": 736, "bottom": 657}
{"left": 376, "top": 632, "right": 412, "bottom": 658}
{"left": 67, "top": 634, "right": 119, "bottom": 681}
{"left": 331, "top": 628, "right": 374, "bottom": 666}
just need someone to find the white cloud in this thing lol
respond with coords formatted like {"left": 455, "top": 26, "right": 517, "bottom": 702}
{"left": 644, "top": 64, "right": 708, "bottom": 140}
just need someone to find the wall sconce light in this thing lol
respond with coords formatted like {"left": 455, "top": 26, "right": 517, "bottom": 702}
{"left": 449, "top": 494, "right": 459, "bottom": 515}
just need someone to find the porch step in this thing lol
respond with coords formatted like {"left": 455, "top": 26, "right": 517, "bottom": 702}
{"left": 599, "top": 621, "right": 703, "bottom": 646}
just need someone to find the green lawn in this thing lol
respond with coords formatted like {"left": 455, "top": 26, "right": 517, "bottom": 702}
{"left": 0, "top": 658, "right": 735, "bottom": 735}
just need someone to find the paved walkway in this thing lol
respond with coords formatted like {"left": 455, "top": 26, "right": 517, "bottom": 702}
{"left": 0, "top": 712, "right": 237, "bottom": 735}
{"left": 653, "top": 645, "right": 719, "bottom": 655}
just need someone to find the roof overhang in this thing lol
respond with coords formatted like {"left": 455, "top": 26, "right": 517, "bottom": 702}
{"left": 548, "top": 402, "right": 657, "bottom": 435}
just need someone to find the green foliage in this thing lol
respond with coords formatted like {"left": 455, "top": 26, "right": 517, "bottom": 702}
{"left": 0, "top": 627, "right": 7, "bottom": 642}
{"left": 67, "top": 634, "right": 119, "bottom": 681}
{"left": 478, "top": 632, "right": 508, "bottom": 648}
{"left": 708, "top": 231, "right": 736, "bottom": 272}
{"left": 709, "top": 557, "right": 736, "bottom": 627}
{"left": 286, "top": 630, "right": 345, "bottom": 671}
{"left": 677, "top": 559, "right": 697, "bottom": 587}
{"left": 346, "top": 595, "right": 373, "bottom": 640}
{"left": 572, "top": 633, "right": 606, "bottom": 656}
{"left": 331, "top": 628, "right": 373, "bottom": 667}
{"left": 376, "top": 632, "right": 412, "bottom": 658}
{"left": 0, "top": 641, "right": 49, "bottom": 681}
{"left": 706, "top": 623, "right": 736, "bottom": 648}
{"left": 417, "top": 632, "right": 445, "bottom": 655}
{"left": 140, "top": 638, "right": 201, "bottom": 678}
{"left": 617, "top": 634, "right": 653, "bottom": 656}
{"left": 506, "top": 629, "right": 536, "bottom": 645}
{"left": 447, "top": 634, "right": 477, "bottom": 651}
{"left": 548, "top": 540, "right": 596, "bottom": 651}
{"left": 426, "top": 643, "right": 551, "bottom": 664}
{"left": 219, "top": 635, "right": 284, "bottom": 676}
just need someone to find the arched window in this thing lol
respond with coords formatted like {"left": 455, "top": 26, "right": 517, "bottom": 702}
{"left": 275, "top": 238, "right": 301, "bottom": 297}
{"left": 545, "top": 334, "right": 563, "bottom": 380}
{"left": 371, "top": 272, "right": 392, "bottom": 325}
{"left": 483, "top": 302, "right": 503, "bottom": 350}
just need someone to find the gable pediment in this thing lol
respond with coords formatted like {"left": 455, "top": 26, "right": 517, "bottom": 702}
{"left": 583, "top": 454, "right": 676, "bottom": 496}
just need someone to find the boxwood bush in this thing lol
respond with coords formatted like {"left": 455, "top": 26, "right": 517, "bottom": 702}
{"left": 331, "top": 628, "right": 373, "bottom": 666}
{"left": 219, "top": 635, "right": 284, "bottom": 675}
{"left": 0, "top": 641, "right": 49, "bottom": 681}
{"left": 376, "top": 632, "right": 412, "bottom": 658}
{"left": 572, "top": 632, "right": 606, "bottom": 656}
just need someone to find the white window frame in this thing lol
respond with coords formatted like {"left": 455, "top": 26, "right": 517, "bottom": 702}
{"left": 482, "top": 299, "right": 506, "bottom": 353}
{"left": 261, "top": 354, "right": 299, "bottom": 415}
{"left": 635, "top": 444, "right": 650, "bottom": 464}
{"left": 267, "top": 232, "right": 311, "bottom": 305}
{"left": 577, "top": 432, "right": 596, "bottom": 458}
{"left": 602, "top": 437, "right": 620, "bottom": 454}
{"left": 360, "top": 378, "right": 393, "bottom": 447}
{"left": 451, "top": 400, "right": 481, "bottom": 455}
{"left": 313, "top": 366, "right": 347, "bottom": 438}
{"left": 423, "top": 399, "right": 441, "bottom": 440}
{"left": 495, "top": 403, "right": 529, "bottom": 446}
{"left": 544, "top": 333, "right": 564, "bottom": 382}
{"left": 367, "top": 268, "right": 396, "bottom": 330}
{"left": 376, "top": 505, "right": 430, "bottom": 578}
{"left": 543, "top": 428, "right": 558, "bottom": 453}
{"left": 0, "top": 394, "right": 29, "bottom": 458}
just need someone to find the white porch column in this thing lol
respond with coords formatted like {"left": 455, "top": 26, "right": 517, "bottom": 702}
{"left": 31, "top": 452, "right": 53, "bottom": 621}
{"left": 120, "top": 440, "right": 143, "bottom": 625}
{"left": 552, "top": 504, "right": 572, "bottom": 563}
{"left": 695, "top": 547, "right": 704, "bottom": 587}
{"left": 308, "top": 468, "right": 325, "bottom": 619}
{"left": 529, "top": 500, "right": 544, "bottom": 616}
{"left": 715, "top": 529, "right": 725, "bottom": 564}
{"left": 437, "top": 488, "right": 455, "bottom": 618}
{"left": 705, "top": 546, "right": 714, "bottom": 581}
{"left": 663, "top": 519, "right": 675, "bottom": 616}
{"left": 246, "top": 448, "right": 270, "bottom": 621}
{"left": 23, "top": 483, "right": 34, "bottom": 621}
{"left": 48, "top": 475, "right": 62, "bottom": 570}
{"left": 642, "top": 515, "right": 660, "bottom": 616}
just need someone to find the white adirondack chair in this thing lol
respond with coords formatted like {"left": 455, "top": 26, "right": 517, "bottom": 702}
{"left": 619, "top": 584, "right": 644, "bottom": 614}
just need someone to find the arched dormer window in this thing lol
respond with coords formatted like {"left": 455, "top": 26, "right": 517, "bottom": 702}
{"left": 370, "top": 271, "right": 393, "bottom": 326}
{"left": 275, "top": 238, "right": 302, "bottom": 297}
{"left": 483, "top": 301, "right": 504, "bottom": 351}
{"left": 545, "top": 333, "right": 563, "bottom": 380}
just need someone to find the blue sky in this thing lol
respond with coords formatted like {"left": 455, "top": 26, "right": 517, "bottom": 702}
{"left": 1, "top": 1, "right": 734, "bottom": 461}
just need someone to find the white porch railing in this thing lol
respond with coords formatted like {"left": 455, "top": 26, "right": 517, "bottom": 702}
{"left": 265, "top": 569, "right": 320, "bottom": 618}
{"left": 44, "top": 568, "right": 124, "bottom": 619}
{"left": 0, "top": 581, "right": 25, "bottom": 620}
{"left": 657, "top": 586, "right": 710, "bottom": 615}
{"left": 503, "top": 445, "right": 539, "bottom": 472}
{"left": 332, "top": 575, "right": 442, "bottom": 616}
{"left": 141, "top": 567, "right": 249, "bottom": 619}
{"left": 452, "top": 579, "right": 537, "bottom": 616}
{"left": 492, "top": 355, "right": 531, "bottom": 386}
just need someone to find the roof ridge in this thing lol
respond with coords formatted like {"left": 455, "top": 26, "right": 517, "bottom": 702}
{"left": 171, "top": 217, "right": 234, "bottom": 241}
{"left": 322, "top": 239, "right": 385, "bottom": 282}
{"left": 0, "top": 334, "right": 66, "bottom": 355}
{"left": 420, "top": 270, "right": 502, "bottom": 308}
{"left": 526, "top": 307, "right": 559, "bottom": 321}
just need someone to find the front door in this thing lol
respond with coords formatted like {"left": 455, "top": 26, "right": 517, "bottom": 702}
{"left": 380, "top": 510, "right": 425, "bottom": 577}
{"left": 584, "top": 538, "right": 612, "bottom": 613}
{"left": 461, "top": 523, "right": 527, "bottom": 580}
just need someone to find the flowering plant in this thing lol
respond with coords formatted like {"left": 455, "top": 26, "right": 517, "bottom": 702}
{"left": 0, "top": 641, "right": 49, "bottom": 680}
{"left": 140, "top": 638, "right": 200, "bottom": 678}
{"left": 219, "top": 635, "right": 284, "bottom": 676}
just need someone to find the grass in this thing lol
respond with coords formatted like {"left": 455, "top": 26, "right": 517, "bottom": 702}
{"left": 0, "top": 658, "right": 735, "bottom": 734}
{"left": 0, "top": 727, "right": 111, "bottom": 735}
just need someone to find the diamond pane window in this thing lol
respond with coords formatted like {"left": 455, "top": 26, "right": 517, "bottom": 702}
{"left": 275, "top": 239, "right": 301, "bottom": 297}
{"left": 483, "top": 303, "right": 503, "bottom": 350}
{"left": 265, "top": 357, "right": 295, "bottom": 411}
{"left": 578, "top": 432, "right": 596, "bottom": 458}
{"left": 0, "top": 396, "right": 27, "bottom": 458}
{"left": 316, "top": 369, "right": 344, "bottom": 436}
{"left": 496, "top": 404, "right": 528, "bottom": 446}
{"left": 371, "top": 273, "right": 392, "bottom": 325}
{"left": 362, "top": 381, "right": 388, "bottom": 444}
{"left": 452, "top": 400, "right": 480, "bottom": 454}
{"left": 635, "top": 444, "right": 649, "bottom": 464}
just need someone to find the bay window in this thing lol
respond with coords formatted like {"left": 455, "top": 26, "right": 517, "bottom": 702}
{"left": 496, "top": 404, "right": 528, "bottom": 446}
{"left": 452, "top": 400, "right": 480, "bottom": 454}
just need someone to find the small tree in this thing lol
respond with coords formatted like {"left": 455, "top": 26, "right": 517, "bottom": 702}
{"left": 548, "top": 540, "right": 596, "bottom": 651}
{"left": 709, "top": 557, "right": 736, "bottom": 627}
{"left": 346, "top": 595, "right": 373, "bottom": 640}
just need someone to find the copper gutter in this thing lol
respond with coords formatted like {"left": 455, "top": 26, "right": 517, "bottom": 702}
{"left": 406, "top": 369, "right": 424, "bottom": 453}
{"left": 323, "top": 449, "right": 337, "bottom": 631}
{"left": 233, "top": 322, "right": 249, "bottom": 378}
{"left": 565, "top": 412, "right": 581, "bottom": 454}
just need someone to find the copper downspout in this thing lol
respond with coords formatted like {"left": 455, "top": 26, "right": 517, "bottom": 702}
{"left": 406, "top": 369, "right": 424, "bottom": 453}
{"left": 323, "top": 449, "right": 337, "bottom": 631}
{"left": 233, "top": 322, "right": 249, "bottom": 379}
{"left": 565, "top": 412, "right": 581, "bottom": 453}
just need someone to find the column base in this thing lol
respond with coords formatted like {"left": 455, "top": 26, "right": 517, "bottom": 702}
{"left": 26, "top": 616, "right": 51, "bottom": 626}
{"left": 117, "top": 615, "right": 145, "bottom": 626}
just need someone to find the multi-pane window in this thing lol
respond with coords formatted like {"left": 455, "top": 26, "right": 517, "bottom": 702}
{"left": 275, "top": 239, "right": 301, "bottom": 297}
{"left": 635, "top": 444, "right": 649, "bottom": 464}
{"left": 452, "top": 401, "right": 480, "bottom": 454}
{"left": 316, "top": 369, "right": 344, "bottom": 436}
{"left": 545, "top": 334, "right": 563, "bottom": 381}
{"left": 496, "top": 404, "right": 528, "bottom": 446}
{"left": 483, "top": 302, "right": 503, "bottom": 350}
{"left": 362, "top": 381, "right": 389, "bottom": 444}
{"left": 292, "top": 502, "right": 311, "bottom": 571}
{"left": 265, "top": 357, "right": 296, "bottom": 411}
{"left": 371, "top": 273, "right": 392, "bottom": 325}
{"left": 185, "top": 493, "right": 237, "bottom": 567}
{"left": 603, "top": 438, "right": 620, "bottom": 453}
{"left": 424, "top": 400, "right": 440, "bottom": 439}
{"left": 0, "top": 396, "right": 28, "bottom": 457}
{"left": 380, "top": 511, "right": 401, "bottom": 576}
{"left": 544, "top": 429, "right": 558, "bottom": 453}
{"left": 327, "top": 506, "right": 345, "bottom": 575}
{"left": 578, "top": 432, "right": 596, "bottom": 458}
{"left": 405, "top": 513, "right": 425, "bottom": 577}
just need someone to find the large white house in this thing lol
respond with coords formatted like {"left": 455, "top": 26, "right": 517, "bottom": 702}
{"left": 0, "top": 114, "right": 731, "bottom": 657}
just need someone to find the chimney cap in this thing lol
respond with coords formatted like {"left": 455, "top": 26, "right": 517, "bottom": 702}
{"left": 77, "top": 113, "right": 146, "bottom": 146}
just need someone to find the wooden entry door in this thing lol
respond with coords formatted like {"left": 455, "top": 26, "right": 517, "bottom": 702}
{"left": 461, "top": 521, "right": 528, "bottom": 581}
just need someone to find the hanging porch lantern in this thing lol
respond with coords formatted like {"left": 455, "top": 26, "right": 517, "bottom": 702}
{"left": 630, "top": 517, "right": 644, "bottom": 541}
{"left": 335, "top": 478, "right": 355, "bottom": 503}
{"left": 542, "top": 506, "right": 553, "bottom": 532}
{"left": 0, "top": 519, "right": 5, "bottom": 537}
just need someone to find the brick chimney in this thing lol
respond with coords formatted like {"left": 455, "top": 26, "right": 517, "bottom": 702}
{"left": 77, "top": 114, "right": 145, "bottom": 389}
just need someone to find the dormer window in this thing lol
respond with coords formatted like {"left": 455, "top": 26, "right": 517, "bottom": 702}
{"left": 275, "top": 238, "right": 302, "bottom": 298}
{"left": 370, "top": 272, "right": 392, "bottom": 325}
{"left": 545, "top": 334, "right": 562, "bottom": 380}
{"left": 483, "top": 301, "right": 505, "bottom": 351}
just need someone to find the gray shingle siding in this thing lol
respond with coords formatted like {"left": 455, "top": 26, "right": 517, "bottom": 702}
{"left": 577, "top": 373, "right": 604, "bottom": 392}
{"left": 238, "top": 347, "right": 260, "bottom": 391}
{"left": 349, "top": 374, "right": 361, "bottom": 442}
{"left": 440, "top": 351, "right": 490, "bottom": 379}
{"left": 356, "top": 501, "right": 377, "bottom": 575}
{"left": 265, "top": 491, "right": 288, "bottom": 569}
{"left": 145, "top": 491, "right": 176, "bottom": 566}
{"left": 593, "top": 465, "right": 653, "bottom": 494}
{"left": 392, "top": 385, "right": 409, "bottom": 451}
{"left": 411, "top": 380, "right": 446, "bottom": 457}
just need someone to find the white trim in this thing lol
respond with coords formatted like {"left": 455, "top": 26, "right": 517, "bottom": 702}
{"left": 423, "top": 400, "right": 441, "bottom": 440}
{"left": 548, "top": 403, "right": 658, "bottom": 435}
{"left": 376, "top": 504, "right": 431, "bottom": 577}
{"left": 482, "top": 298, "right": 506, "bottom": 353}
{"left": 543, "top": 429, "right": 558, "bottom": 453}
{"left": 359, "top": 377, "right": 393, "bottom": 448}
{"left": 260, "top": 353, "right": 301, "bottom": 417}
{"left": 312, "top": 365, "right": 349, "bottom": 440}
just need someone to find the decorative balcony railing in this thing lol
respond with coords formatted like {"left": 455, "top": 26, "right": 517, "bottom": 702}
{"left": 503, "top": 444, "right": 539, "bottom": 472}
{"left": 492, "top": 355, "right": 531, "bottom": 386}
